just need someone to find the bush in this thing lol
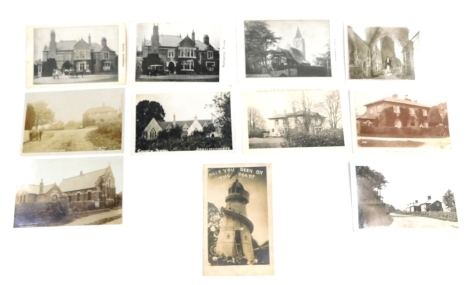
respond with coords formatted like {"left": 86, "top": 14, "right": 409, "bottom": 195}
{"left": 408, "top": 211, "right": 458, "bottom": 222}
{"left": 249, "top": 128, "right": 265, "bottom": 138}
{"left": 14, "top": 201, "right": 69, "bottom": 227}
{"left": 359, "top": 126, "right": 449, "bottom": 138}
{"left": 86, "top": 120, "right": 122, "bottom": 150}
{"left": 281, "top": 128, "right": 344, "bottom": 147}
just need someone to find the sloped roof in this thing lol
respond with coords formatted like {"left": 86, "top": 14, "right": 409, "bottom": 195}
{"left": 100, "top": 45, "right": 115, "bottom": 53}
{"left": 273, "top": 47, "right": 309, "bottom": 65}
{"left": 59, "top": 167, "right": 109, "bottom": 192}
{"left": 357, "top": 113, "right": 378, "bottom": 120}
{"left": 57, "top": 40, "right": 78, "bottom": 50}
{"left": 160, "top": 120, "right": 194, "bottom": 129}
{"left": 84, "top": 106, "right": 118, "bottom": 115}
{"left": 295, "top": 27, "right": 303, "bottom": 38}
{"left": 268, "top": 111, "right": 325, "bottom": 120}
{"left": 19, "top": 183, "right": 56, "bottom": 195}
{"left": 365, "top": 97, "right": 430, "bottom": 108}
{"left": 91, "top": 43, "right": 102, "bottom": 52}
{"left": 179, "top": 35, "right": 196, "bottom": 47}
{"left": 74, "top": 39, "right": 90, "bottom": 49}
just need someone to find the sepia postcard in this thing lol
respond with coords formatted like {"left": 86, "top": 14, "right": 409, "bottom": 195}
{"left": 134, "top": 91, "right": 233, "bottom": 153}
{"left": 346, "top": 25, "right": 419, "bottom": 80}
{"left": 14, "top": 156, "right": 123, "bottom": 228}
{"left": 134, "top": 22, "right": 221, "bottom": 83}
{"left": 204, "top": 164, "right": 273, "bottom": 276}
{"left": 26, "top": 23, "right": 126, "bottom": 88}
{"left": 242, "top": 89, "right": 346, "bottom": 152}
{"left": 350, "top": 90, "right": 451, "bottom": 153}
{"left": 22, "top": 88, "right": 124, "bottom": 155}
{"left": 350, "top": 159, "right": 459, "bottom": 230}
{"left": 243, "top": 20, "right": 332, "bottom": 78}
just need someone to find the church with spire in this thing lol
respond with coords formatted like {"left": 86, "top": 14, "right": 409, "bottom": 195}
{"left": 139, "top": 24, "right": 219, "bottom": 75}
{"left": 39, "top": 29, "right": 117, "bottom": 77}
{"left": 270, "top": 26, "right": 310, "bottom": 69}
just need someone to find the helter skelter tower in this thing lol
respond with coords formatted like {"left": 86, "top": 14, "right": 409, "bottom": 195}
{"left": 215, "top": 179, "right": 255, "bottom": 261}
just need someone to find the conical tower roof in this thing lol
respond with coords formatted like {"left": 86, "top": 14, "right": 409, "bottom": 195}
{"left": 295, "top": 27, "right": 303, "bottom": 38}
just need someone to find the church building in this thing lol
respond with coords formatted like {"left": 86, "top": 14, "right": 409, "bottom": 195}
{"left": 270, "top": 27, "right": 310, "bottom": 68}
{"left": 38, "top": 29, "right": 118, "bottom": 77}
{"left": 142, "top": 114, "right": 220, "bottom": 140}
{"left": 139, "top": 24, "right": 219, "bottom": 75}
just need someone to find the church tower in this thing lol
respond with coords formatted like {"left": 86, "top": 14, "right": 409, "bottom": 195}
{"left": 215, "top": 179, "right": 255, "bottom": 262}
{"left": 151, "top": 24, "right": 160, "bottom": 54}
{"left": 293, "top": 27, "right": 306, "bottom": 60}
{"left": 49, "top": 29, "right": 57, "bottom": 59}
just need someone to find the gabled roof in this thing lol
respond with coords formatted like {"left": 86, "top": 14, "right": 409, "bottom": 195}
{"left": 59, "top": 167, "right": 110, "bottom": 192}
{"left": 179, "top": 35, "right": 196, "bottom": 48}
{"left": 364, "top": 97, "right": 430, "bottom": 108}
{"left": 57, "top": 40, "right": 78, "bottom": 51}
{"left": 74, "top": 39, "right": 90, "bottom": 49}
{"left": 19, "top": 183, "right": 56, "bottom": 195}
{"left": 84, "top": 106, "right": 118, "bottom": 115}
{"left": 160, "top": 120, "right": 194, "bottom": 130}
{"left": 295, "top": 27, "right": 303, "bottom": 38}
{"left": 268, "top": 111, "right": 325, "bottom": 120}
{"left": 272, "top": 47, "right": 309, "bottom": 65}
{"left": 91, "top": 43, "right": 103, "bottom": 52}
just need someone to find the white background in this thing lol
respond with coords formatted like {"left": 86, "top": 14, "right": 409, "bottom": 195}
{"left": 1, "top": 0, "right": 470, "bottom": 284}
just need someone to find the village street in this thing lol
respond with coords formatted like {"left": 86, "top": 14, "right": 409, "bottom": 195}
{"left": 23, "top": 127, "right": 97, "bottom": 153}
{"left": 64, "top": 208, "right": 122, "bottom": 226}
{"left": 389, "top": 213, "right": 458, "bottom": 228}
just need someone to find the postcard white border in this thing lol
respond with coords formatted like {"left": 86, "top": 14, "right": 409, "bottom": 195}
{"left": 26, "top": 23, "right": 127, "bottom": 88}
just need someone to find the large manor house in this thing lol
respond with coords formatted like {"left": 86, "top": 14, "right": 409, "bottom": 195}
{"left": 138, "top": 24, "right": 219, "bottom": 75}
{"left": 16, "top": 166, "right": 117, "bottom": 210}
{"left": 36, "top": 29, "right": 118, "bottom": 77}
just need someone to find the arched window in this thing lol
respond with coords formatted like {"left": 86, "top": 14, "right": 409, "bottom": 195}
{"left": 77, "top": 193, "right": 81, "bottom": 201}
{"left": 150, "top": 128, "right": 156, "bottom": 139}
{"left": 87, "top": 192, "right": 92, "bottom": 201}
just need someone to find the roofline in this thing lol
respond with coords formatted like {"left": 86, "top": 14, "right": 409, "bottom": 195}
{"left": 364, "top": 98, "right": 430, "bottom": 108}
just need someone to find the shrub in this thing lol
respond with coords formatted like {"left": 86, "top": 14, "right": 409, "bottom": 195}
{"left": 14, "top": 201, "right": 69, "bottom": 227}
{"left": 281, "top": 128, "right": 344, "bottom": 147}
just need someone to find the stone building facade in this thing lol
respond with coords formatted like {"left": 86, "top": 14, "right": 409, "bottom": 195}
{"left": 267, "top": 110, "right": 326, "bottom": 137}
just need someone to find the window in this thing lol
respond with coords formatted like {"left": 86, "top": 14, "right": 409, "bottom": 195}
{"left": 275, "top": 120, "right": 279, "bottom": 126}
{"left": 103, "top": 62, "right": 111, "bottom": 71}
{"left": 150, "top": 128, "right": 157, "bottom": 139}
{"left": 68, "top": 196, "right": 72, "bottom": 203}
{"left": 168, "top": 49, "right": 174, "bottom": 58}
{"left": 393, "top": 105, "right": 400, "bottom": 113}
{"left": 181, "top": 60, "right": 194, "bottom": 71}
{"left": 77, "top": 193, "right": 81, "bottom": 201}
{"left": 207, "top": 51, "right": 213, "bottom": 59}
{"left": 206, "top": 62, "right": 215, "bottom": 71}
{"left": 422, "top": 109, "right": 428, "bottom": 116}
{"left": 80, "top": 51, "right": 85, "bottom": 59}
{"left": 271, "top": 129, "right": 274, "bottom": 132}
{"left": 103, "top": 52, "right": 109, "bottom": 59}
{"left": 87, "top": 192, "right": 92, "bottom": 201}
{"left": 79, "top": 63, "right": 85, "bottom": 71}
{"left": 179, "top": 48, "right": 195, "bottom": 58}
{"left": 409, "top": 108, "right": 415, "bottom": 115}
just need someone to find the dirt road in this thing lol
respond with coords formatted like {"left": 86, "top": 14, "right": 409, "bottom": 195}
{"left": 65, "top": 208, "right": 122, "bottom": 226}
{"left": 389, "top": 213, "right": 458, "bottom": 228}
{"left": 23, "top": 127, "right": 97, "bottom": 153}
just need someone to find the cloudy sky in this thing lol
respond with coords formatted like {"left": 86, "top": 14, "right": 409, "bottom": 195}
{"left": 352, "top": 90, "right": 448, "bottom": 116}
{"left": 207, "top": 166, "right": 269, "bottom": 244}
{"left": 355, "top": 162, "right": 453, "bottom": 210}
{"left": 136, "top": 23, "right": 221, "bottom": 51}
{"left": 34, "top": 25, "right": 119, "bottom": 61}
{"left": 261, "top": 20, "right": 330, "bottom": 64}
{"left": 136, "top": 91, "right": 228, "bottom": 122}
{"left": 25, "top": 88, "right": 124, "bottom": 123}
{"left": 20, "top": 156, "right": 123, "bottom": 194}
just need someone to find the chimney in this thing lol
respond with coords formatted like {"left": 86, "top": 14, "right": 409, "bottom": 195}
{"left": 80, "top": 171, "right": 83, "bottom": 176}
{"left": 404, "top": 94, "right": 410, "bottom": 101}
{"left": 39, "top": 179, "right": 44, "bottom": 194}
{"left": 203, "top": 34, "right": 209, "bottom": 45}
{"left": 427, "top": 195, "right": 431, "bottom": 201}
{"left": 192, "top": 30, "right": 195, "bottom": 41}
{"left": 173, "top": 113, "right": 176, "bottom": 127}
{"left": 101, "top": 37, "right": 107, "bottom": 48}
{"left": 88, "top": 34, "right": 91, "bottom": 45}
{"left": 415, "top": 200, "right": 418, "bottom": 204}
{"left": 392, "top": 94, "right": 398, "bottom": 99}
{"left": 194, "top": 115, "right": 198, "bottom": 121}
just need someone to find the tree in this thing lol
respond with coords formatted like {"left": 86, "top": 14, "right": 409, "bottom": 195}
{"left": 24, "top": 104, "right": 36, "bottom": 131}
{"left": 31, "top": 101, "right": 54, "bottom": 130}
{"left": 290, "top": 91, "right": 321, "bottom": 133}
{"left": 356, "top": 166, "right": 388, "bottom": 194}
{"left": 247, "top": 107, "right": 265, "bottom": 131}
{"left": 244, "top": 21, "right": 281, "bottom": 73}
{"left": 313, "top": 41, "right": 331, "bottom": 76}
{"left": 398, "top": 106, "right": 410, "bottom": 127}
{"left": 136, "top": 100, "right": 166, "bottom": 137}
{"left": 379, "top": 107, "right": 396, "bottom": 127}
{"left": 416, "top": 109, "right": 426, "bottom": 126}
{"left": 321, "top": 91, "right": 341, "bottom": 129}
{"left": 207, "top": 92, "right": 232, "bottom": 141}
{"left": 427, "top": 106, "right": 442, "bottom": 127}
{"left": 443, "top": 189, "right": 456, "bottom": 212}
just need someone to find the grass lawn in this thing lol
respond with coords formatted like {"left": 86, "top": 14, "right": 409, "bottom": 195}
{"left": 249, "top": 137, "right": 284, "bottom": 148}
{"left": 358, "top": 139, "right": 425, "bottom": 148}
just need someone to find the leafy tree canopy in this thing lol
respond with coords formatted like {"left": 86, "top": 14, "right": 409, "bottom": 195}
{"left": 136, "top": 100, "right": 166, "bottom": 136}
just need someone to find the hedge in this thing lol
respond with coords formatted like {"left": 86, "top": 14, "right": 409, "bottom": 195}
{"left": 359, "top": 126, "right": 449, "bottom": 138}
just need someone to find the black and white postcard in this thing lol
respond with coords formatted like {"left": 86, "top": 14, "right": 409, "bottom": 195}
{"left": 14, "top": 156, "right": 123, "bottom": 228}
{"left": 347, "top": 25, "right": 419, "bottom": 80}
{"left": 134, "top": 91, "right": 233, "bottom": 153}
{"left": 204, "top": 164, "right": 273, "bottom": 275}
{"left": 26, "top": 24, "right": 126, "bottom": 88}
{"left": 134, "top": 22, "right": 221, "bottom": 82}
{"left": 350, "top": 159, "right": 459, "bottom": 230}
{"left": 243, "top": 20, "right": 331, "bottom": 78}
{"left": 242, "top": 89, "right": 346, "bottom": 152}
{"left": 351, "top": 90, "right": 451, "bottom": 152}
{"left": 22, "top": 89, "right": 124, "bottom": 155}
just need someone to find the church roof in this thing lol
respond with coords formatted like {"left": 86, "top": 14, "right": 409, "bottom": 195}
{"left": 295, "top": 27, "right": 303, "bottom": 38}
{"left": 74, "top": 39, "right": 90, "bottom": 49}
{"left": 273, "top": 47, "right": 309, "bottom": 65}
{"left": 84, "top": 105, "right": 118, "bottom": 115}
{"left": 59, "top": 167, "right": 110, "bottom": 193}
{"left": 91, "top": 43, "right": 103, "bottom": 52}
{"left": 19, "top": 183, "right": 56, "bottom": 195}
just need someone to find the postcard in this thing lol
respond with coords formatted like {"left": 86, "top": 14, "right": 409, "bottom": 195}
{"left": 203, "top": 164, "right": 273, "bottom": 275}
{"left": 22, "top": 88, "right": 124, "bottom": 155}
{"left": 14, "top": 156, "right": 123, "bottom": 228}
{"left": 26, "top": 23, "right": 126, "bottom": 88}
